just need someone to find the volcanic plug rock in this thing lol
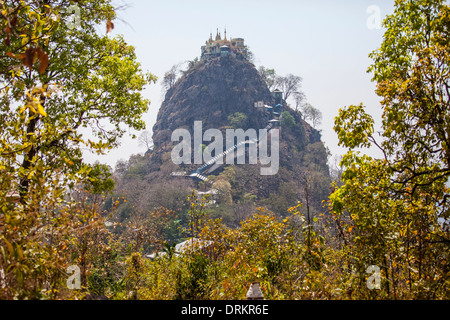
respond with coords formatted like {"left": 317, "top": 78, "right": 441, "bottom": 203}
{"left": 152, "top": 55, "right": 274, "bottom": 148}
{"left": 136, "top": 53, "right": 330, "bottom": 216}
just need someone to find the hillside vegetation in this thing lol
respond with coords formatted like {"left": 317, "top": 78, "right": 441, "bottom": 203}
{"left": 0, "top": 0, "right": 448, "bottom": 300}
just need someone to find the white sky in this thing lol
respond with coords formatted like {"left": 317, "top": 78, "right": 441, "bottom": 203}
{"left": 83, "top": 0, "right": 396, "bottom": 168}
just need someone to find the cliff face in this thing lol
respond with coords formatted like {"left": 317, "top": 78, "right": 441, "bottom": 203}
{"left": 152, "top": 55, "right": 273, "bottom": 148}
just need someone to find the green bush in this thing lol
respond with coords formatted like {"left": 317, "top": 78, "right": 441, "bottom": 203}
{"left": 227, "top": 112, "right": 248, "bottom": 129}
{"left": 281, "top": 111, "right": 296, "bottom": 128}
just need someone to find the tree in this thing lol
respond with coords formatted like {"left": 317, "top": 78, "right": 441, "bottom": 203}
{"left": 275, "top": 74, "right": 302, "bottom": 101}
{"left": 292, "top": 91, "right": 306, "bottom": 113}
{"left": 162, "top": 63, "right": 180, "bottom": 93}
{"left": 186, "top": 57, "right": 200, "bottom": 70}
{"left": 138, "top": 130, "right": 153, "bottom": 150}
{"left": 187, "top": 191, "right": 209, "bottom": 238}
{"left": 227, "top": 112, "right": 248, "bottom": 129}
{"left": 302, "top": 103, "right": 322, "bottom": 128}
{"left": 257, "top": 68, "right": 306, "bottom": 109}
{"left": 331, "top": 0, "right": 449, "bottom": 299}
{"left": 0, "top": 0, "right": 155, "bottom": 299}
{"left": 329, "top": 154, "right": 344, "bottom": 187}
{"left": 1, "top": 1, "right": 156, "bottom": 200}
{"left": 281, "top": 111, "right": 296, "bottom": 128}
{"left": 257, "top": 66, "right": 277, "bottom": 91}
{"left": 244, "top": 45, "right": 255, "bottom": 63}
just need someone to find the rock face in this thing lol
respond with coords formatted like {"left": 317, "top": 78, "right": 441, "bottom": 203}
{"left": 152, "top": 55, "right": 273, "bottom": 148}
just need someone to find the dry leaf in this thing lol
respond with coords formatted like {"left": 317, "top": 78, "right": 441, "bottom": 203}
{"left": 4, "top": 26, "right": 10, "bottom": 45}
{"left": 22, "top": 47, "right": 37, "bottom": 70}
{"left": 37, "top": 47, "right": 49, "bottom": 74}
{"left": 106, "top": 20, "right": 114, "bottom": 35}
{"left": 10, "top": 15, "right": 18, "bottom": 27}
{"left": 6, "top": 51, "right": 25, "bottom": 59}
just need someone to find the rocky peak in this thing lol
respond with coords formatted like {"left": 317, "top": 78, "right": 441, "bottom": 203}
{"left": 152, "top": 55, "right": 274, "bottom": 147}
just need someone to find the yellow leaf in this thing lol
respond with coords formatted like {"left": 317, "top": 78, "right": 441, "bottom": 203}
{"left": 36, "top": 103, "right": 47, "bottom": 117}
{"left": 23, "top": 142, "right": 32, "bottom": 153}
{"left": 27, "top": 170, "right": 34, "bottom": 179}
{"left": 28, "top": 104, "right": 37, "bottom": 114}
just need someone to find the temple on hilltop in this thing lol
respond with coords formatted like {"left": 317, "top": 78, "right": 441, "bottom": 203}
{"left": 201, "top": 28, "right": 247, "bottom": 60}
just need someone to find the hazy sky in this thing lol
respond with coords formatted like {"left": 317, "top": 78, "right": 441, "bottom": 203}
{"left": 84, "top": 0, "right": 396, "bottom": 168}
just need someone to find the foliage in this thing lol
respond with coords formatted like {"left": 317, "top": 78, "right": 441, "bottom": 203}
{"left": 257, "top": 66, "right": 306, "bottom": 109}
{"left": 186, "top": 190, "right": 210, "bottom": 238}
{"left": 187, "top": 57, "right": 200, "bottom": 69}
{"left": 162, "top": 63, "right": 180, "bottom": 93}
{"left": 95, "top": 0, "right": 443, "bottom": 301}
{"left": 257, "top": 66, "right": 276, "bottom": 91}
{"left": 243, "top": 45, "right": 254, "bottom": 63}
{"left": 174, "top": 253, "right": 210, "bottom": 300}
{"left": 127, "top": 203, "right": 345, "bottom": 300}
{"left": 0, "top": 0, "right": 155, "bottom": 299}
{"left": 301, "top": 103, "right": 322, "bottom": 128}
{"left": 227, "top": 112, "right": 248, "bottom": 129}
{"left": 280, "top": 111, "right": 296, "bottom": 128}
{"left": 1, "top": 0, "right": 448, "bottom": 301}
{"left": 138, "top": 130, "right": 153, "bottom": 151}
{"left": 274, "top": 74, "right": 302, "bottom": 101}
{"left": 330, "top": 0, "right": 450, "bottom": 299}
